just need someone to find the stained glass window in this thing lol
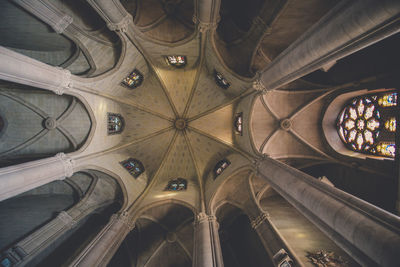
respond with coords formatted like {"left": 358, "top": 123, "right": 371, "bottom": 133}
{"left": 165, "top": 178, "right": 187, "bottom": 191}
{"left": 384, "top": 117, "right": 396, "bottom": 132}
{"left": 108, "top": 113, "right": 124, "bottom": 135}
{"left": 234, "top": 112, "right": 243, "bottom": 135}
{"left": 122, "top": 69, "right": 143, "bottom": 89}
{"left": 165, "top": 56, "right": 187, "bottom": 67}
{"left": 214, "top": 159, "right": 231, "bottom": 178}
{"left": 378, "top": 91, "right": 397, "bottom": 107}
{"left": 214, "top": 70, "right": 230, "bottom": 89}
{"left": 337, "top": 91, "right": 397, "bottom": 158}
{"left": 0, "top": 257, "right": 11, "bottom": 267}
{"left": 120, "top": 158, "right": 144, "bottom": 178}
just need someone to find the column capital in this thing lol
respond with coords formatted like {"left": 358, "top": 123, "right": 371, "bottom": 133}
{"left": 54, "top": 67, "right": 72, "bottom": 95}
{"left": 112, "top": 211, "right": 135, "bottom": 230}
{"left": 55, "top": 153, "right": 75, "bottom": 177}
{"left": 53, "top": 15, "right": 73, "bottom": 34}
{"left": 251, "top": 212, "right": 270, "bottom": 229}
{"left": 193, "top": 15, "right": 219, "bottom": 33}
{"left": 107, "top": 14, "right": 133, "bottom": 33}
{"left": 57, "top": 211, "right": 77, "bottom": 228}
{"left": 253, "top": 76, "right": 271, "bottom": 94}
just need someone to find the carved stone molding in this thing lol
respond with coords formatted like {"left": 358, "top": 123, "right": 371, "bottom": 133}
{"left": 107, "top": 14, "right": 133, "bottom": 33}
{"left": 53, "top": 15, "right": 73, "bottom": 34}
{"left": 56, "top": 153, "right": 75, "bottom": 177}
{"left": 251, "top": 212, "right": 269, "bottom": 229}
{"left": 57, "top": 211, "right": 77, "bottom": 228}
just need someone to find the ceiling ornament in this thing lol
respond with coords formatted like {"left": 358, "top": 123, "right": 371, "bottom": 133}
{"left": 107, "top": 14, "right": 133, "bottom": 33}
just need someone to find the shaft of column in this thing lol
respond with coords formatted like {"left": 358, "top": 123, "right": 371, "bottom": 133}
{"left": 69, "top": 211, "right": 134, "bottom": 267}
{"left": 0, "top": 46, "right": 72, "bottom": 95}
{"left": 11, "top": 0, "right": 73, "bottom": 34}
{"left": 195, "top": 0, "right": 220, "bottom": 30}
{"left": 193, "top": 213, "right": 224, "bottom": 267}
{"left": 257, "top": 0, "right": 400, "bottom": 91}
{"left": 256, "top": 157, "right": 400, "bottom": 267}
{"left": 86, "top": 0, "right": 133, "bottom": 32}
{"left": 0, "top": 153, "right": 74, "bottom": 201}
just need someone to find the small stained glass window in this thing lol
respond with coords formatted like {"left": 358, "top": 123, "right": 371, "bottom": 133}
{"left": 108, "top": 113, "right": 124, "bottom": 135}
{"left": 165, "top": 56, "right": 187, "bottom": 68}
{"left": 234, "top": 112, "right": 243, "bottom": 135}
{"left": 165, "top": 178, "right": 187, "bottom": 191}
{"left": 214, "top": 70, "right": 230, "bottom": 89}
{"left": 214, "top": 159, "right": 231, "bottom": 178}
{"left": 0, "top": 257, "right": 11, "bottom": 267}
{"left": 337, "top": 90, "right": 397, "bottom": 158}
{"left": 378, "top": 91, "right": 397, "bottom": 107}
{"left": 122, "top": 69, "right": 143, "bottom": 89}
{"left": 120, "top": 158, "right": 144, "bottom": 178}
{"left": 384, "top": 117, "right": 396, "bottom": 132}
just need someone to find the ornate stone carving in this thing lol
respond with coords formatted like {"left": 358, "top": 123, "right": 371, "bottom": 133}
{"left": 56, "top": 153, "right": 75, "bottom": 177}
{"left": 114, "top": 211, "right": 135, "bottom": 230}
{"left": 196, "top": 212, "right": 209, "bottom": 223}
{"left": 251, "top": 212, "right": 269, "bottom": 229}
{"left": 107, "top": 15, "right": 133, "bottom": 33}
{"left": 55, "top": 68, "right": 72, "bottom": 95}
{"left": 53, "top": 15, "right": 73, "bottom": 34}
{"left": 306, "top": 250, "right": 348, "bottom": 267}
{"left": 44, "top": 117, "right": 57, "bottom": 130}
{"left": 57, "top": 211, "right": 77, "bottom": 228}
{"left": 252, "top": 78, "right": 270, "bottom": 94}
{"left": 198, "top": 22, "right": 218, "bottom": 33}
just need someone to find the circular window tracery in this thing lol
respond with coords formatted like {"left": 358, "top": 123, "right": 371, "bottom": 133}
{"left": 337, "top": 91, "right": 397, "bottom": 158}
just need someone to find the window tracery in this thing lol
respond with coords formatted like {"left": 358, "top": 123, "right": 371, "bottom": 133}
{"left": 214, "top": 159, "right": 231, "bottom": 178}
{"left": 165, "top": 56, "right": 187, "bottom": 67}
{"left": 214, "top": 70, "right": 230, "bottom": 89}
{"left": 107, "top": 113, "right": 124, "bottom": 135}
{"left": 122, "top": 69, "right": 143, "bottom": 89}
{"left": 234, "top": 112, "right": 243, "bottom": 135}
{"left": 165, "top": 178, "right": 187, "bottom": 191}
{"left": 337, "top": 91, "right": 397, "bottom": 158}
{"left": 120, "top": 158, "right": 144, "bottom": 178}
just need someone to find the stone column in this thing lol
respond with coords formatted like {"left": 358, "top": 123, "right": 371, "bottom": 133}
{"left": 11, "top": 0, "right": 73, "bottom": 34}
{"left": 0, "top": 153, "right": 74, "bottom": 201}
{"left": 256, "top": 157, "right": 400, "bottom": 267}
{"left": 1, "top": 176, "right": 117, "bottom": 266}
{"left": 251, "top": 212, "right": 297, "bottom": 266}
{"left": 86, "top": 0, "right": 133, "bottom": 32}
{"left": 257, "top": 0, "right": 400, "bottom": 91}
{"left": 0, "top": 46, "right": 72, "bottom": 95}
{"left": 69, "top": 211, "right": 134, "bottom": 267}
{"left": 195, "top": 0, "right": 220, "bottom": 32}
{"left": 193, "top": 213, "right": 224, "bottom": 267}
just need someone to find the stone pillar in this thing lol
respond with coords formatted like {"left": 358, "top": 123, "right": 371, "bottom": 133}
{"left": 11, "top": 0, "right": 73, "bottom": 34}
{"left": 85, "top": 0, "right": 133, "bottom": 32}
{"left": 251, "top": 212, "right": 297, "bottom": 266}
{"left": 256, "top": 157, "right": 400, "bottom": 267}
{"left": 0, "top": 46, "right": 72, "bottom": 95}
{"left": 1, "top": 176, "right": 117, "bottom": 266}
{"left": 69, "top": 211, "right": 134, "bottom": 267}
{"left": 195, "top": 0, "right": 220, "bottom": 32}
{"left": 0, "top": 153, "right": 74, "bottom": 201}
{"left": 258, "top": 0, "right": 400, "bottom": 91}
{"left": 193, "top": 213, "right": 224, "bottom": 267}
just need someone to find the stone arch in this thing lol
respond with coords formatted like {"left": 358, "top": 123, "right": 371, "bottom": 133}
{"left": 0, "top": 169, "right": 124, "bottom": 266}
{"left": 122, "top": 0, "right": 196, "bottom": 44}
{"left": 109, "top": 201, "right": 195, "bottom": 267}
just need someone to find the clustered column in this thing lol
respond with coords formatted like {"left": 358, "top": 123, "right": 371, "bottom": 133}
{"left": 256, "top": 157, "right": 400, "bottom": 266}
{"left": 193, "top": 212, "right": 224, "bottom": 267}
